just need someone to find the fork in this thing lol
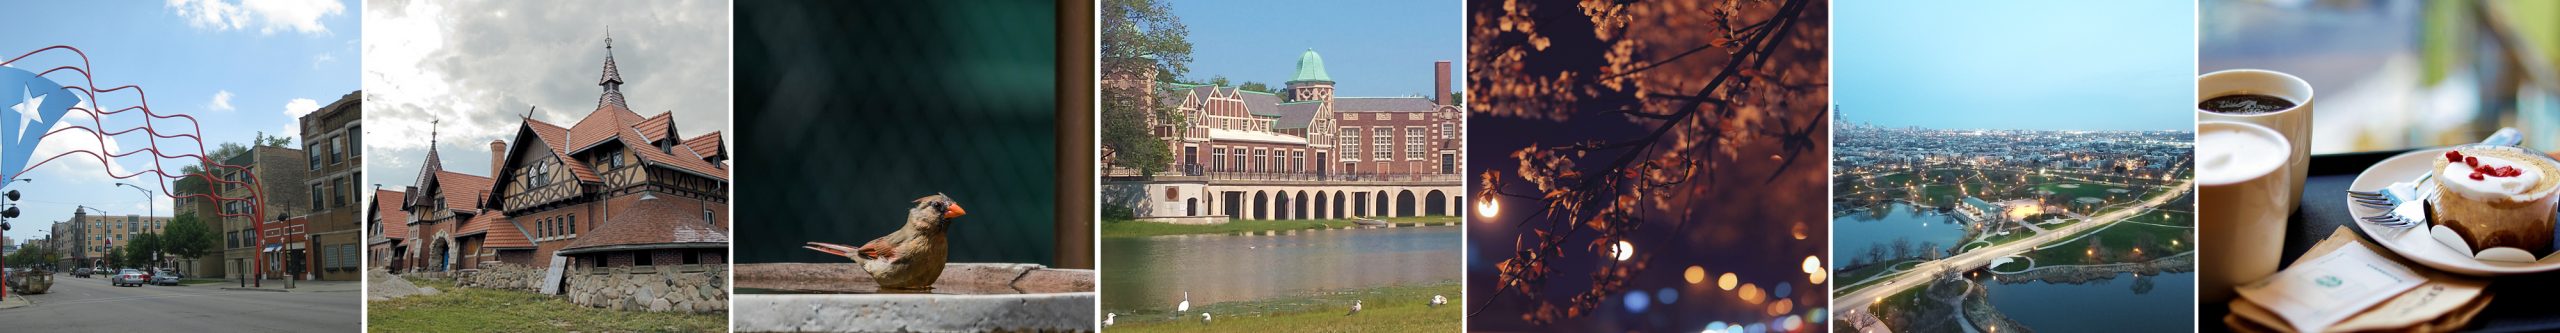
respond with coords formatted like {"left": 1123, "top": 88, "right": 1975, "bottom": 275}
{"left": 2350, "top": 128, "right": 2521, "bottom": 228}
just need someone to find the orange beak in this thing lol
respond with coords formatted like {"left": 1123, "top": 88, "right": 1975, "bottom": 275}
{"left": 942, "top": 204, "right": 967, "bottom": 220}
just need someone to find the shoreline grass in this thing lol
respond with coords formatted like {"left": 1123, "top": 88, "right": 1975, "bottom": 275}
{"left": 368, "top": 277, "right": 726, "bottom": 332}
{"left": 1101, "top": 216, "right": 1459, "bottom": 238}
{"left": 1106, "top": 281, "right": 1461, "bottom": 332}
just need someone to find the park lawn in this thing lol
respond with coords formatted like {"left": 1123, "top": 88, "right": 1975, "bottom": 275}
{"left": 1101, "top": 216, "right": 1458, "bottom": 238}
{"left": 2022, "top": 221, "right": 2193, "bottom": 267}
{"left": 1831, "top": 259, "right": 1914, "bottom": 293}
{"left": 369, "top": 278, "right": 725, "bottom": 333}
{"left": 1106, "top": 282, "right": 1461, "bottom": 333}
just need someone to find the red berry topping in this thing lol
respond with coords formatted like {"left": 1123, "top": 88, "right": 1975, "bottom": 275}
{"left": 2499, "top": 166, "right": 2518, "bottom": 176}
{"left": 2467, "top": 156, "right": 2481, "bottom": 166}
{"left": 2449, "top": 151, "right": 2466, "bottom": 160}
{"left": 2473, "top": 172, "right": 2488, "bottom": 180}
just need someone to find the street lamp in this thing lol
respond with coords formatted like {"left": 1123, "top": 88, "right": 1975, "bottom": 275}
{"left": 113, "top": 183, "right": 155, "bottom": 268}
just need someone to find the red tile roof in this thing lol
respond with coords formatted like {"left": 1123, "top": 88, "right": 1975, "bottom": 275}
{"left": 375, "top": 189, "right": 409, "bottom": 240}
{"left": 521, "top": 118, "right": 600, "bottom": 182}
{"left": 636, "top": 111, "right": 674, "bottom": 142}
{"left": 683, "top": 131, "right": 724, "bottom": 160}
{"left": 469, "top": 210, "right": 534, "bottom": 249}
{"left": 433, "top": 171, "right": 493, "bottom": 214}
{"left": 558, "top": 192, "right": 728, "bottom": 254}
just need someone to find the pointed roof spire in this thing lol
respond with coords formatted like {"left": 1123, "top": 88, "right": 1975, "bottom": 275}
{"left": 598, "top": 28, "right": 628, "bottom": 109}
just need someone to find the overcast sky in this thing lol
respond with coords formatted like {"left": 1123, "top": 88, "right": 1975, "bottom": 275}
{"left": 363, "top": 0, "right": 732, "bottom": 188}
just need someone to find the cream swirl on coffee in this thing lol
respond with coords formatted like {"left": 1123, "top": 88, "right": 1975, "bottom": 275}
{"left": 2440, "top": 154, "right": 2546, "bottom": 202}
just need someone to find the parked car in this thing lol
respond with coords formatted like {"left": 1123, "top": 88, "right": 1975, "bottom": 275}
{"left": 71, "top": 268, "right": 89, "bottom": 278}
{"left": 151, "top": 271, "right": 182, "bottom": 286}
{"left": 111, "top": 269, "right": 144, "bottom": 287}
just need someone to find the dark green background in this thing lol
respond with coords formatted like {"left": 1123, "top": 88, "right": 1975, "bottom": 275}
{"left": 734, "top": 0, "right": 1059, "bottom": 265}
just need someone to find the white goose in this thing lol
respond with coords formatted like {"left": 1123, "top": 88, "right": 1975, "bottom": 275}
{"left": 1430, "top": 294, "right": 1448, "bottom": 308}
{"left": 1345, "top": 300, "right": 1363, "bottom": 316}
{"left": 1176, "top": 291, "right": 1192, "bottom": 318}
{"left": 1200, "top": 312, "right": 1213, "bottom": 326}
{"left": 1104, "top": 312, "right": 1115, "bottom": 327}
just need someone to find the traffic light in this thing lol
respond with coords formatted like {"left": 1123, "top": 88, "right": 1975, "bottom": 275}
{"left": 0, "top": 190, "right": 14, "bottom": 231}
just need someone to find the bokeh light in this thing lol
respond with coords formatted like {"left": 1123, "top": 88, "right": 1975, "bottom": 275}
{"left": 1686, "top": 266, "right": 1707, "bottom": 284}
{"left": 1475, "top": 198, "right": 1501, "bottom": 220}
{"left": 1719, "top": 272, "right": 1738, "bottom": 291}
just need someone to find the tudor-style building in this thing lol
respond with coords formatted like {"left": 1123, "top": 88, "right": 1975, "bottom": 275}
{"left": 396, "top": 138, "right": 506, "bottom": 274}
{"left": 368, "top": 188, "right": 407, "bottom": 270}
{"left": 1116, "top": 49, "right": 1463, "bottom": 178}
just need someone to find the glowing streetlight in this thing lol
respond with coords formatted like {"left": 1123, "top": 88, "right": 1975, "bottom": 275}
{"left": 1611, "top": 240, "right": 1635, "bottom": 261}
{"left": 1474, "top": 198, "right": 1501, "bottom": 220}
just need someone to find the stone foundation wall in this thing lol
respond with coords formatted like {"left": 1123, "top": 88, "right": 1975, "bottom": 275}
{"left": 457, "top": 261, "right": 545, "bottom": 292}
{"left": 566, "top": 262, "right": 727, "bottom": 314}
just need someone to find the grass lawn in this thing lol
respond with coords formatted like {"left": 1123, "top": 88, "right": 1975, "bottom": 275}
{"left": 1106, "top": 282, "right": 1460, "bottom": 332}
{"left": 2024, "top": 220, "right": 2193, "bottom": 266}
{"left": 1101, "top": 216, "right": 1458, "bottom": 238}
{"left": 1831, "top": 259, "right": 1912, "bottom": 293}
{"left": 369, "top": 278, "right": 726, "bottom": 332}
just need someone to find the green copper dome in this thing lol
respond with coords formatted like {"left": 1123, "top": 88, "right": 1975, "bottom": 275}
{"left": 1289, "top": 48, "right": 1332, "bottom": 83}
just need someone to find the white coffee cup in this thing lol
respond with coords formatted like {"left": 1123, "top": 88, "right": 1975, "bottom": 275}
{"left": 2196, "top": 120, "right": 2294, "bottom": 303}
{"left": 2198, "top": 69, "right": 2314, "bottom": 213}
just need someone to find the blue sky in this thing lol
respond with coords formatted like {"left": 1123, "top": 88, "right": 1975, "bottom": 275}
{"left": 1835, "top": 0, "right": 2194, "bottom": 131}
{"left": 0, "top": 1, "right": 356, "bottom": 247}
{"left": 1171, "top": 0, "right": 1463, "bottom": 98}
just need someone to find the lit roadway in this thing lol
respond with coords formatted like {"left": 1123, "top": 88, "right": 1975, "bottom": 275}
{"left": 1832, "top": 179, "right": 2193, "bottom": 317}
{"left": 0, "top": 274, "right": 358, "bottom": 331}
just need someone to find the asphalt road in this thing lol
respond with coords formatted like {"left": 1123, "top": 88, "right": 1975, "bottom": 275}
{"left": 0, "top": 274, "right": 360, "bottom": 332}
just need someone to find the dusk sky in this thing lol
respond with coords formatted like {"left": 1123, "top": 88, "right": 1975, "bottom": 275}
{"left": 1173, "top": 0, "right": 1463, "bottom": 98}
{"left": 1835, "top": 0, "right": 2193, "bottom": 131}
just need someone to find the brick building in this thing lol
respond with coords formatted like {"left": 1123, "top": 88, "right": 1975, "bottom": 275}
{"left": 64, "top": 208, "right": 171, "bottom": 268}
{"left": 367, "top": 189, "right": 407, "bottom": 270}
{"left": 299, "top": 90, "right": 363, "bottom": 281}
{"left": 390, "top": 35, "right": 728, "bottom": 313}
{"left": 219, "top": 145, "right": 311, "bottom": 279}
{"left": 1113, "top": 49, "right": 1462, "bottom": 178}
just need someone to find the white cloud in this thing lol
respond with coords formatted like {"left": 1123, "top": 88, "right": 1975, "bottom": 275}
{"left": 280, "top": 98, "right": 319, "bottom": 139}
{"left": 206, "top": 90, "right": 235, "bottom": 112}
{"left": 311, "top": 52, "right": 336, "bottom": 68}
{"left": 364, "top": 0, "right": 731, "bottom": 188}
{"left": 167, "top": 0, "right": 347, "bottom": 35}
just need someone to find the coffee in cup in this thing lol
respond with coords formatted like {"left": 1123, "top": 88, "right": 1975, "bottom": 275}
{"left": 2198, "top": 121, "right": 2293, "bottom": 303}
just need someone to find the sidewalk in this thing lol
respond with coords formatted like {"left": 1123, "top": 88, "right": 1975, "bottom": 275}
{"left": 216, "top": 279, "right": 361, "bottom": 293}
{"left": 0, "top": 293, "right": 29, "bottom": 310}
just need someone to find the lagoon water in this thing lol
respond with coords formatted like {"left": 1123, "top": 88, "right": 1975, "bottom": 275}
{"left": 1099, "top": 227, "right": 1460, "bottom": 313}
{"left": 1832, "top": 202, "right": 1971, "bottom": 270}
{"left": 1983, "top": 272, "right": 2196, "bottom": 333}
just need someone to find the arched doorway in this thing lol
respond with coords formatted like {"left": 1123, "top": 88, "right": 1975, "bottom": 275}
{"left": 1316, "top": 192, "right": 1329, "bottom": 219}
{"left": 1352, "top": 191, "right": 1369, "bottom": 217}
{"left": 1426, "top": 190, "right": 1448, "bottom": 216}
{"left": 1374, "top": 191, "right": 1390, "bottom": 217}
{"left": 1295, "top": 191, "right": 1310, "bottom": 220}
{"left": 1397, "top": 190, "right": 1418, "bottom": 217}
{"left": 1253, "top": 191, "right": 1269, "bottom": 220}
{"left": 1275, "top": 192, "right": 1291, "bottom": 220}
{"left": 1186, "top": 198, "right": 1199, "bottom": 216}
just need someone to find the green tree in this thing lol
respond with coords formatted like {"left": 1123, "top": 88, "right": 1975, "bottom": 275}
{"left": 1102, "top": 0, "right": 1193, "bottom": 81}
{"left": 162, "top": 213, "right": 217, "bottom": 271}
{"left": 253, "top": 132, "right": 293, "bottom": 148}
{"left": 1207, "top": 75, "right": 1230, "bottom": 87}
{"left": 1238, "top": 81, "right": 1273, "bottom": 94}
{"left": 1100, "top": 0, "right": 1193, "bottom": 175}
{"left": 130, "top": 232, "right": 162, "bottom": 267}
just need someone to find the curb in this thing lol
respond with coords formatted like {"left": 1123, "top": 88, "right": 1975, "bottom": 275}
{"left": 220, "top": 287, "right": 291, "bottom": 292}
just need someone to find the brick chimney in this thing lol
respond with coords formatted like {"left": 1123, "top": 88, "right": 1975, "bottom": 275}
{"left": 1434, "top": 60, "right": 1452, "bottom": 105}
{"left": 490, "top": 139, "right": 506, "bottom": 175}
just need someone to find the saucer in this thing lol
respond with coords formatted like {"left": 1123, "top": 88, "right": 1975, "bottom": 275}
{"left": 2347, "top": 147, "right": 2560, "bottom": 275}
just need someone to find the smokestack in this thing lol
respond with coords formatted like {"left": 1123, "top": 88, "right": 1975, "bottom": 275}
{"left": 1434, "top": 61, "right": 1452, "bottom": 105}
{"left": 490, "top": 139, "right": 506, "bottom": 176}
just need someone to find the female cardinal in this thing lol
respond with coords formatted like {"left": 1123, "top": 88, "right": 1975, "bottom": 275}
{"left": 804, "top": 193, "right": 967, "bottom": 292}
